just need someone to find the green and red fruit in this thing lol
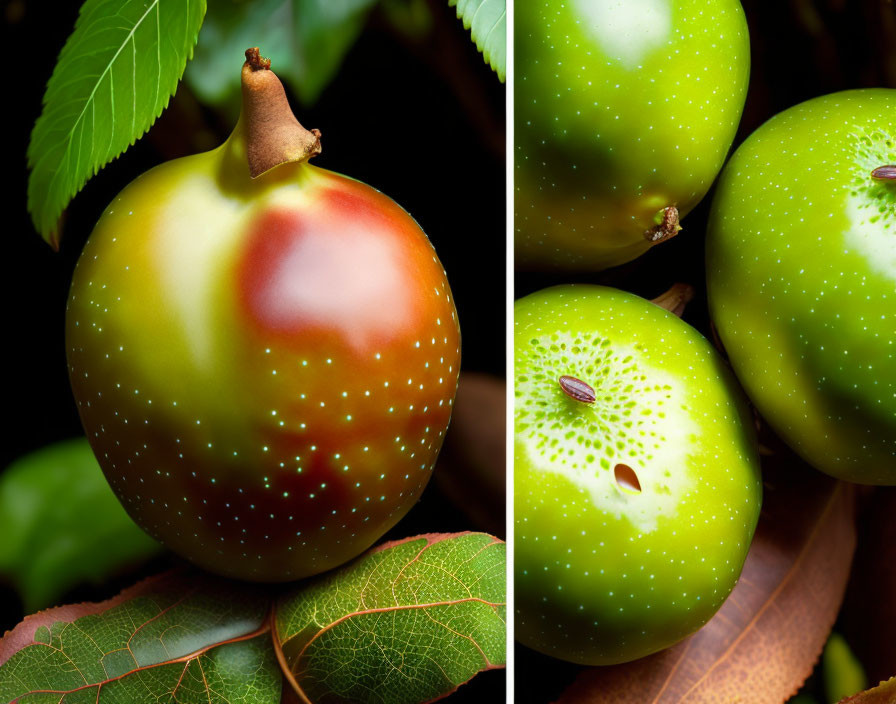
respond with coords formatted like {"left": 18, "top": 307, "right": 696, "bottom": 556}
{"left": 514, "top": 285, "right": 761, "bottom": 664}
{"left": 707, "top": 89, "right": 895, "bottom": 484}
{"left": 515, "top": 0, "right": 750, "bottom": 270}
{"left": 65, "top": 50, "right": 461, "bottom": 582}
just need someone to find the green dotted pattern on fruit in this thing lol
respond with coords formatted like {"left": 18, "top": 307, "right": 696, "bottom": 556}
{"left": 852, "top": 131, "right": 896, "bottom": 229}
{"left": 514, "top": 286, "right": 762, "bottom": 665}
{"left": 846, "top": 127, "right": 896, "bottom": 279}
{"left": 515, "top": 0, "right": 750, "bottom": 269}
{"left": 65, "top": 129, "right": 461, "bottom": 582}
{"left": 707, "top": 89, "right": 896, "bottom": 484}
{"left": 517, "top": 330, "right": 699, "bottom": 533}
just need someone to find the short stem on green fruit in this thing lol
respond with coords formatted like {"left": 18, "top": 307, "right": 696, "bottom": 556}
{"left": 871, "top": 165, "right": 896, "bottom": 181}
{"left": 558, "top": 376, "right": 596, "bottom": 404}
{"left": 650, "top": 283, "right": 695, "bottom": 318}
{"left": 644, "top": 205, "right": 682, "bottom": 243}
{"left": 241, "top": 47, "right": 322, "bottom": 178}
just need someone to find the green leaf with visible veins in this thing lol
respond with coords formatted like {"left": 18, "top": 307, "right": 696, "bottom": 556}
{"left": 274, "top": 532, "right": 506, "bottom": 704}
{"left": 0, "top": 438, "right": 163, "bottom": 613}
{"left": 26, "top": 0, "right": 207, "bottom": 246}
{"left": 0, "top": 571, "right": 280, "bottom": 703}
{"left": 186, "top": 0, "right": 378, "bottom": 113}
{"left": 449, "top": 0, "right": 505, "bottom": 82}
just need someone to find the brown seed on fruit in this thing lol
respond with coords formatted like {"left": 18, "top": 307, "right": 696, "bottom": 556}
{"left": 871, "top": 165, "right": 896, "bottom": 181}
{"left": 558, "top": 375, "right": 596, "bottom": 404}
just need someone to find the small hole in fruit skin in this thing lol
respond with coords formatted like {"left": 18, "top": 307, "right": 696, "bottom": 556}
{"left": 614, "top": 463, "right": 642, "bottom": 494}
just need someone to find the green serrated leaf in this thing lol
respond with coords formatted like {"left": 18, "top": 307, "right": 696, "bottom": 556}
{"left": 449, "top": 0, "right": 505, "bottom": 82}
{"left": 274, "top": 532, "right": 506, "bottom": 704}
{"left": 186, "top": 0, "right": 377, "bottom": 114}
{"left": 0, "top": 438, "right": 163, "bottom": 613}
{"left": 27, "top": 0, "right": 207, "bottom": 246}
{"left": 0, "top": 571, "right": 280, "bottom": 703}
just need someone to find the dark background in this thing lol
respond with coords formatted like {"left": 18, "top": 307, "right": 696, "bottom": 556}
{"left": 1, "top": 0, "right": 505, "bottom": 700}
{"left": 514, "top": 0, "right": 896, "bottom": 701}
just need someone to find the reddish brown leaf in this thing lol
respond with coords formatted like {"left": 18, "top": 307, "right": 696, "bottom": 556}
{"left": 435, "top": 373, "right": 506, "bottom": 536}
{"left": 842, "top": 487, "right": 896, "bottom": 684}
{"left": 838, "top": 677, "right": 896, "bottom": 704}
{"left": 557, "top": 461, "right": 857, "bottom": 704}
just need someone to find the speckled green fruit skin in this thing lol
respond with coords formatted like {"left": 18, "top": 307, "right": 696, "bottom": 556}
{"left": 707, "top": 89, "right": 896, "bottom": 485}
{"left": 516, "top": 0, "right": 750, "bottom": 271}
{"left": 65, "top": 122, "right": 460, "bottom": 582}
{"left": 514, "top": 285, "right": 761, "bottom": 665}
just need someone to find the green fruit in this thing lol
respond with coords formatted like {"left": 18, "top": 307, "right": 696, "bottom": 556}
{"left": 514, "top": 285, "right": 761, "bottom": 665}
{"left": 707, "top": 89, "right": 896, "bottom": 484}
{"left": 65, "top": 52, "right": 461, "bottom": 582}
{"left": 515, "top": 0, "right": 750, "bottom": 270}
{"left": 823, "top": 632, "right": 867, "bottom": 704}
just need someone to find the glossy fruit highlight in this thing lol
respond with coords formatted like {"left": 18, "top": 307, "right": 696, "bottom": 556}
{"left": 66, "top": 50, "right": 461, "bottom": 581}
{"left": 707, "top": 89, "right": 895, "bottom": 484}
{"left": 514, "top": 285, "right": 761, "bottom": 664}
{"left": 515, "top": 0, "right": 750, "bottom": 270}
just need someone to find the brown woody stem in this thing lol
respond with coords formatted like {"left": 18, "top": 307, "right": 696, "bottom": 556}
{"left": 241, "top": 47, "right": 321, "bottom": 178}
{"left": 871, "top": 165, "right": 896, "bottom": 181}
{"left": 650, "top": 283, "right": 695, "bottom": 318}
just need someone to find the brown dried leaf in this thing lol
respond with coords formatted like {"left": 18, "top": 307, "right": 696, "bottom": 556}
{"left": 557, "top": 461, "right": 857, "bottom": 704}
{"left": 838, "top": 677, "right": 896, "bottom": 704}
{"left": 434, "top": 373, "right": 506, "bottom": 536}
{"left": 842, "top": 487, "right": 896, "bottom": 684}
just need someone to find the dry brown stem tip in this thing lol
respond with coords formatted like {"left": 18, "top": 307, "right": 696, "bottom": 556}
{"left": 244, "top": 47, "right": 271, "bottom": 71}
{"left": 644, "top": 205, "right": 682, "bottom": 244}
